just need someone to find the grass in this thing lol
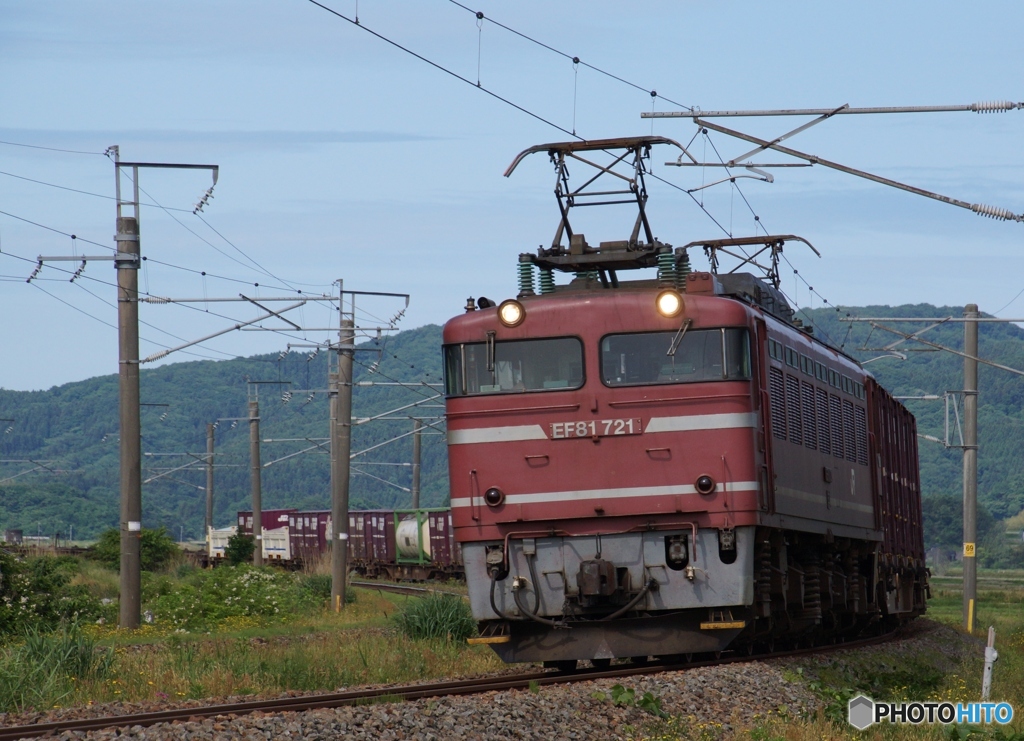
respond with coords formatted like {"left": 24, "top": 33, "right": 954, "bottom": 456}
{"left": 0, "top": 554, "right": 506, "bottom": 714}
{"left": 393, "top": 592, "right": 476, "bottom": 641}
{"left": 61, "top": 590, "right": 501, "bottom": 708}
{"left": 0, "top": 625, "right": 113, "bottom": 712}
{"left": 0, "top": 566, "right": 502, "bottom": 714}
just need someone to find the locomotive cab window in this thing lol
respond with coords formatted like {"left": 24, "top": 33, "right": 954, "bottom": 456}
{"left": 444, "top": 337, "right": 584, "bottom": 396}
{"left": 600, "top": 328, "right": 750, "bottom": 387}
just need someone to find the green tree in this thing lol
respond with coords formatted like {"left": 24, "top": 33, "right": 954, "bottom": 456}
{"left": 224, "top": 532, "right": 255, "bottom": 565}
{"left": 922, "top": 494, "right": 998, "bottom": 551}
{"left": 88, "top": 527, "right": 179, "bottom": 572}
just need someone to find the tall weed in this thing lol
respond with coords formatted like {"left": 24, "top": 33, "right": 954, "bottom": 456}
{"left": 393, "top": 593, "right": 476, "bottom": 642}
{"left": 0, "top": 624, "right": 111, "bottom": 712}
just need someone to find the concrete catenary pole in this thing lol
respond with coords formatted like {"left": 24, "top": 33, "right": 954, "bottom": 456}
{"left": 205, "top": 423, "right": 215, "bottom": 543}
{"left": 330, "top": 285, "right": 355, "bottom": 611}
{"left": 117, "top": 215, "right": 142, "bottom": 630}
{"left": 963, "top": 304, "right": 979, "bottom": 632}
{"left": 249, "top": 398, "right": 263, "bottom": 567}
{"left": 411, "top": 419, "right": 422, "bottom": 509}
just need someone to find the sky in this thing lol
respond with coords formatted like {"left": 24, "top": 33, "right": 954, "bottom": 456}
{"left": 1, "top": 0, "right": 1022, "bottom": 391}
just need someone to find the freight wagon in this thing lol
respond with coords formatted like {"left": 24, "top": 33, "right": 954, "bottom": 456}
{"left": 214, "top": 507, "right": 463, "bottom": 580}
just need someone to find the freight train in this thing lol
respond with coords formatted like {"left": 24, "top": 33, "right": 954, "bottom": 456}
{"left": 444, "top": 136, "right": 928, "bottom": 668}
{"left": 208, "top": 508, "right": 463, "bottom": 580}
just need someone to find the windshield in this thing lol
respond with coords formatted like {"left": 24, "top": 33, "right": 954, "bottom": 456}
{"left": 444, "top": 337, "right": 584, "bottom": 396}
{"left": 601, "top": 328, "right": 749, "bottom": 387}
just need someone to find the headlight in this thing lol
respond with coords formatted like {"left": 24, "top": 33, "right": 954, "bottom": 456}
{"left": 484, "top": 487, "right": 505, "bottom": 507}
{"left": 695, "top": 475, "right": 716, "bottom": 495}
{"left": 497, "top": 299, "right": 525, "bottom": 327}
{"left": 655, "top": 289, "right": 684, "bottom": 318}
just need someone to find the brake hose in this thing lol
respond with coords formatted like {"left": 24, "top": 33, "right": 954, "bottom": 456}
{"left": 601, "top": 578, "right": 657, "bottom": 621}
{"left": 489, "top": 572, "right": 510, "bottom": 620}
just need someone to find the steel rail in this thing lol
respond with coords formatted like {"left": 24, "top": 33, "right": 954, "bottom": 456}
{"left": 349, "top": 580, "right": 464, "bottom": 598}
{"left": 0, "top": 629, "right": 902, "bottom": 740}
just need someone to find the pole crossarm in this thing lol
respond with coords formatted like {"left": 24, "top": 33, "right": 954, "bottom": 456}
{"left": 864, "top": 322, "right": 1024, "bottom": 377}
{"left": 0, "top": 460, "right": 63, "bottom": 484}
{"left": 351, "top": 466, "right": 410, "bottom": 493}
{"left": 642, "top": 101, "right": 1023, "bottom": 118}
{"left": 141, "top": 294, "right": 335, "bottom": 304}
{"left": 844, "top": 317, "right": 1024, "bottom": 322}
{"left": 140, "top": 301, "right": 306, "bottom": 363}
{"left": 354, "top": 394, "right": 442, "bottom": 425}
{"left": 688, "top": 118, "right": 1023, "bottom": 222}
{"left": 350, "top": 418, "right": 446, "bottom": 460}
{"left": 142, "top": 456, "right": 206, "bottom": 484}
{"left": 262, "top": 443, "right": 327, "bottom": 468}
{"left": 240, "top": 295, "right": 302, "bottom": 330}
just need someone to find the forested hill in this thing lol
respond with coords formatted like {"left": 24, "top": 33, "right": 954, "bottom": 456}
{"left": 1, "top": 304, "right": 1023, "bottom": 542}
{"left": 0, "top": 326, "right": 447, "bottom": 540}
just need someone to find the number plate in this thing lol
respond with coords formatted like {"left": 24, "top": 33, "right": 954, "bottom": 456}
{"left": 549, "top": 418, "right": 643, "bottom": 439}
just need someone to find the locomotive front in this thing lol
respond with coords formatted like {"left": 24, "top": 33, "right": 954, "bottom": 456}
{"left": 444, "top": 275, "right": 764, "bottom": 664}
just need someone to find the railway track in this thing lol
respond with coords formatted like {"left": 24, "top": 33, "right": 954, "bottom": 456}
{"left": 349, "top": 579, "right": 464, "bottom": 597}
{"left": 0, "top": 629, "right": 897, "bottom": 740}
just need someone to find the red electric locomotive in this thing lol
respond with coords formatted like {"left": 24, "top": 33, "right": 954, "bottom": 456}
{"left": 444, "top": 137, "right": 927, "bottom": 667}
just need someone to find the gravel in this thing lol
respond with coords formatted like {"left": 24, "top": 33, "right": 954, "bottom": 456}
{"left": 4, "top": 619, "right": 976, "bottom": 741}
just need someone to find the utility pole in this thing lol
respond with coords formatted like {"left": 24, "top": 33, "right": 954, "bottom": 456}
{"left": 249, "top": 398, "right": 263, "bottom": 567}
{"left": 205, "top": 423, "right": 215, "bottom": 542}
{"left": 411, "top": 419, "right": 422, "bottom": 509}
{"left": 117, "top": 214, "right": 142, "bottom": 630}
{"left": 963, "top": 304, "right": 979, "bottom": 632}
{"left": 330, "top": 282, "right": 355, "bottom": 611}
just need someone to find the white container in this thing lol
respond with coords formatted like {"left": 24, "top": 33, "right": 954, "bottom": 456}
{"left": 396, "top": 517, "right": 431, "bottom": 560}
{"left": 208, "top": 525, "right": 237, "bottom": 559}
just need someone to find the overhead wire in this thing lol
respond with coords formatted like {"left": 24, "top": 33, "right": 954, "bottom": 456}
{"left": 72, "top": 280, "right": 235, "bottom": 361}
{"left": 125, "top": 172, "right": 294, "bottom": 285}
{"left": 304, "top": 0, "right": 755, "bottom": 244}
{"left": 0, "top": 139, "right": 106, "bottom": 156}
{"left": 29, "top": 283, "right": 118, "bottom": 331}
{"left": 0, "top": 243, "right": 315, "bottom": 360}
{"left": 445, "top": 0, "right": 694, "bottom": 112}
{"left": 306, "top": 0, "right": 578, "bottom": 139}
{"left": 0, "top": 168, "right": 193, "bottom": 212}
{"left": 306, "top": 0, "right": 867, "bottom": 356}
{"left": 0, "top": 208, "right": 113, "bottom": 252}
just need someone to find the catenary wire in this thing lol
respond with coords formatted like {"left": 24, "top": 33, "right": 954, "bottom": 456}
{"left": 306, "top": 0, "right": 579, "bottom": 140}
{"left": 0, "top": 139, "right": 106, "bottom": 156}
{"left": 124, "top": 172, "right": 294, "bottom": 285}
{"left": 141, "top": 255, "right": 314, "bottom": 295}
{"left": 72, "top": 281, "right": 236, "bottom": 361}
{"left": 445, "top": 0, "right": 694, "bottom": 112}
{"left": 195, "top": 213, "right": 305, "bottom": 292}
{"left": 0, "top": 208, "right": 113, "bottom": 252}
{"left": 0, "top": 168, "right": 192, "bottom": 212}
{"left": 1, "top": 247, "right": 321, "bottom": 359}
{"left": 993, "top": 285, "right": 1024, "bottom": 316}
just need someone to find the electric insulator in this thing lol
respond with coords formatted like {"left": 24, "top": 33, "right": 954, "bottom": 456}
{"left": 971, "top": 100, "right": 1019, "bottom": 113}
{"left": 971, "top": 203, "right": 1019, "bottom": 221}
